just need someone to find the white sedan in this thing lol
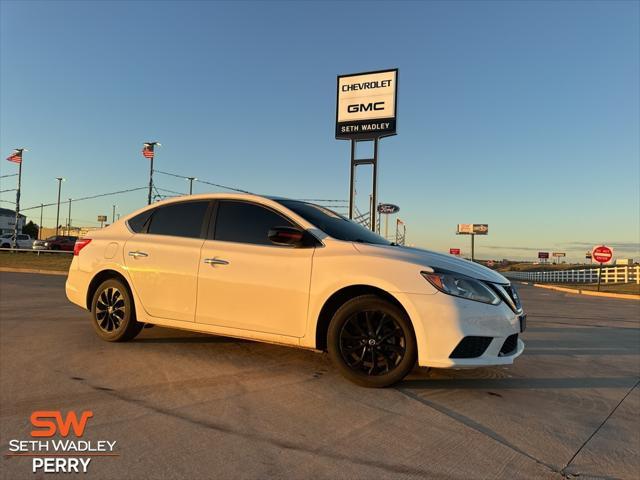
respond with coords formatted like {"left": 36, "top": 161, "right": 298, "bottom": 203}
{"left": 66, "top": 193, "right": 525, "bottom": 387}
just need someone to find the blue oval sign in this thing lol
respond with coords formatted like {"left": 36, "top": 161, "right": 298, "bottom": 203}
{"left": 377, "top": 203, "right": 400, "bottom": 214}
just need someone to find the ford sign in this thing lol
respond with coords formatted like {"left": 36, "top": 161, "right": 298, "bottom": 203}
{"left": 377, "top": 203, "right": 400, "bottom": 214}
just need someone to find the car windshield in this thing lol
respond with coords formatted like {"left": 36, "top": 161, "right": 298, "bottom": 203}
{"left": 277, "top": 200, "right": 392, "bottom": 246}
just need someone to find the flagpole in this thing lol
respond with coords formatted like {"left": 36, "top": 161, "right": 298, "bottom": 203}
{"left": 148, "top": 154, "right": 154, "bottom": 205}
{"left": 13, "top": 159, "right": 22, "bottom": 249}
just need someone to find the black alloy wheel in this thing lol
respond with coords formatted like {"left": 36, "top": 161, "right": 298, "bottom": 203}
{"left": 95, "top": 286, "right": 126, "bottom": 333}
{"left": 91, "top": 278, "right": 143, "bottom": 342}
{"left": 339, "top": 310, "right": 407, "bottom": 376}
{"left": 328, "top": 295, "right": 417, "bottom": 388}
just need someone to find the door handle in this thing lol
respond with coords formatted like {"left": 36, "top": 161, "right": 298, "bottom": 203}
{"left": 128, "top": 251, "right": 148, "bottom": 258}
{"left": 204, "top": 257, "right": 229, "bottom": 266}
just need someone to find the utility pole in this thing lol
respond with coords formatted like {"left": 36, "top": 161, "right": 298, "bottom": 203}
{"left": 67, "top": 198, "right": 72, "bottom": 235}
{"left": 187, "top": 177, "right": 196, "bottom": 195}
{"left": 112, "top": 204, "right": 117, "bottom": 223}
{"left": 55, "top": 177, "right": 65, "bottom": 236}
{"left": 39, "top": 204, "right": 43, "bottom": 240}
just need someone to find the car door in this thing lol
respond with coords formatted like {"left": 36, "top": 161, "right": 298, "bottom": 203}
{"left": 196, "top": 200, "right": 315, "bottom": 337}
{"left": 124, "top": 200, "right": 211, "bottom": 322}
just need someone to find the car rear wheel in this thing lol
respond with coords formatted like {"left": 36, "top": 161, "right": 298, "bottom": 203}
{"left": 328, "top": 294, "right": 417, "bottom": 388}
{"left": 90, "top": 279, "right": 143, "bottom": 342}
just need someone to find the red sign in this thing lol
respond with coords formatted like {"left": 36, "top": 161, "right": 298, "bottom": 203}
{"left": 449, "top": 248, "right": 461, "bottom": 255}
{"left": 538, "top": 252, "right": 549, "bottom": 259}
{"left": 592, "top": 245, "right": 613, "bottom": 264}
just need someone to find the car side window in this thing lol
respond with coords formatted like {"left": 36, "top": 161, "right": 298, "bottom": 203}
{"left": 147, "top": 201, "right": 209, "bottom": 239}
{"left": 127, "top": 210, "right": 154, "bottom": 233}
{"left": 18, "top": 235, "right": 28, "bottom": 240}
{"left": 213, "top": 201, "right": 294, "bottom": 245}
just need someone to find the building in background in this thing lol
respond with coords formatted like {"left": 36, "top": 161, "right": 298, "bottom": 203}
{"left": 0, "top": 208, "right": 25, "bottom": 234}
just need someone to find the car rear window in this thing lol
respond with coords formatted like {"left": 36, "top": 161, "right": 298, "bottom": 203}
{"left": 147, "top": 201, "right": 209, "bottom": 238}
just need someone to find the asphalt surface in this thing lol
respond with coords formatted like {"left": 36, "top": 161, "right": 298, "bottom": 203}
{"left": 1, "top": 272, "right": 638, "bottom": 479}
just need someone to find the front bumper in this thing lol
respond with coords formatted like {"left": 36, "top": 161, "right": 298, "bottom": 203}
{"left": 401, "top": 291, "right": 525, "bottom": 368}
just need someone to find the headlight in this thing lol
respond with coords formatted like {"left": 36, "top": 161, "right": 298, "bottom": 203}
{"left": 421, "top": 271, "right": 501, "bottom": 305}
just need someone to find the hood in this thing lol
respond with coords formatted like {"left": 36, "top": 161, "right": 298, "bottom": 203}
{"left": 352, "top": 243, "right": 509, "bottom": 284}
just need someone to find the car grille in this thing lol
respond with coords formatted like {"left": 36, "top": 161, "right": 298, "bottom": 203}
{"left": 502, "top": 285, "right": 522, "bottom": 311}
{"left": 449, "top": 336, "right": 493, "bottom": 359}
{"left": 500, "top": 334, "right": 518, "bottom": 356}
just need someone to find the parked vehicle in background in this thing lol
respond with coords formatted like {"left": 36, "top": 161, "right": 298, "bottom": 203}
{"left": 32, "top": 235, "right": 78, "bottom": 251}
{"left": 66, "top": 193, "right": 525, "bottom": 388}
{"left": 0, "top": 233, "right": 34, "bottom": 249}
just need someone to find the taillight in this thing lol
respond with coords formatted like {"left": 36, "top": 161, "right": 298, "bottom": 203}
{"left": 74, "top": 238, "right": 92, "bottom": 256}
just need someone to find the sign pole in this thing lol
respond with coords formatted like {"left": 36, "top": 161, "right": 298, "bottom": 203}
{"left": 371, "top": 138, "right": 378, "bottom": 233}
{"left": 597, "top": 262, "right": 603, "bottom": 292}
{"left": 12, "top": 159, "right": 22, "bottom": 248}
{"left": 348, "top": 140, "right": 355, "bottom": 219}
{"left": 471, "top": 233, "right": 475, "bottom": 262}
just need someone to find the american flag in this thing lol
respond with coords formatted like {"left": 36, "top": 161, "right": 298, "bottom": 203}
{"left": 6, "top": 149, "right": 23, "bottom": 164}
{"left": 142, "top": 143, "right": 155, "bottom": 159}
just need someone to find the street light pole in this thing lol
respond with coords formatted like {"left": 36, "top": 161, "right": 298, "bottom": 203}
{"left": 55, "top": 177, "right": 65, "bottom": 236}
{"left": 112, "top": 204, "right": 117, "bottom": 223}
{"left": 187, "top": 177, "right": 196, "bottom": 195}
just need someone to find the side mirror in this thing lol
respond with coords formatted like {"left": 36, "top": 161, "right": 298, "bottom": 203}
{"left": 268, "top": 226, "right": 305, "bottom": 246}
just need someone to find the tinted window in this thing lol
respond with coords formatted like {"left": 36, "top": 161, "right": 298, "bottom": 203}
{"left": 276, "top": 200, "right": 391, "bottom": 246}
{"left": 127, "top": 210, "right": 153, "bottom": 233}
{"left": 147, "top": 201, "right": 209, "bottom": 238}
{"left": 18, "top": 235, "right": 29, "bottom": 240}
{"left": 214, "top": 201, "right": 293, "bottom": 245}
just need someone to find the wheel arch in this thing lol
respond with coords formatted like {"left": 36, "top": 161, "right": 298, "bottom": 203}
{"left": 314, "top": 285, "right": 411, "bottom": 352}
{"left": 86, "top": 269, "right": 133, "bottom": 311}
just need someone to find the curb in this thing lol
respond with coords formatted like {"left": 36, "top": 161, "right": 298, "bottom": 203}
{"left": 532, "top": 283, "right": 640, "bottom": 301}
{"left": 0, "top": 267, "right": 68, "bottom": 277}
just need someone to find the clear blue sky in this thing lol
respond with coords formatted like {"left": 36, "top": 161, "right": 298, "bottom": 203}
{"left": 1, "top": 0, "right": 638, "bottom": 261}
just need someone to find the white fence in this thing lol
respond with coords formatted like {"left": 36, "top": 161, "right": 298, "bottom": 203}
{"left": 505, "top": 265, "right": 640, "bottom": 284}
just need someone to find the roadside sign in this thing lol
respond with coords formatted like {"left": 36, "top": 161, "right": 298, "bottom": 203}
{"left": 336, "top": 69, "right": 398, "bottom": 140}
{"left": 538, "top": 252, "right": 549, "bottom": 259}
{"left": 377, "top": 203, "right": 400, "bottom": 214}
{"left": 592, "top": 245, "right": 613, "bottom": 264}
{"left": 457, "top": 224, "right": 488, "bottom": 235}
{"left": 97, "top": 215, "right": 107, "bottom": 222}
{"left": 552, "top": 252, "right": 566, "bottom": 257}
{"left": 449, "top": 248, "right": 461, "bottom": 255}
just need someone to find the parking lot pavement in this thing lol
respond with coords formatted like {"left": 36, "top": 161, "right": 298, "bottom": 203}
{"left": 1, "top": 272, "right": 638, "bottom": 479}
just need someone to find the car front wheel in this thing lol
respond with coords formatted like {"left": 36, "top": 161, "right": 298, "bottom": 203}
{"left": 328, "top": 294, "right": 417, "bottom": 388}
{"left": 91, "top": 279, "right": 143, "bottom": 342}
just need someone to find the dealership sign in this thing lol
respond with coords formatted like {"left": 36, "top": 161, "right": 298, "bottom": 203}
{"left": 538, "top": 252, "right": 549, "bottom": 259}
{"left": 592, "top": 245, "right": 613, "bottom": 264}
{"left": 97, "top": 215, "right": 107, "bottom": 222}
{"left": 449, "top": 248, "right": 461, "bottom": 255}
{"left": 552, "top": 252, "right": 566, "bottom": 257}
{"left": 336, "top": 69, "right": 398, "bottom": 139}
{"left": 377, "top": 203, "right": 400, "bottom": 214}
{"left": 457, "top": 224, "right": 488, "bottom": 235}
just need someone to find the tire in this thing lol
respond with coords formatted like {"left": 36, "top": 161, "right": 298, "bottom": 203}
{"left": 90, "top": 278, "right": 143, "bottom": 342}
{"left": 328, "top": 294, "right": 417, "bottom": 388}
